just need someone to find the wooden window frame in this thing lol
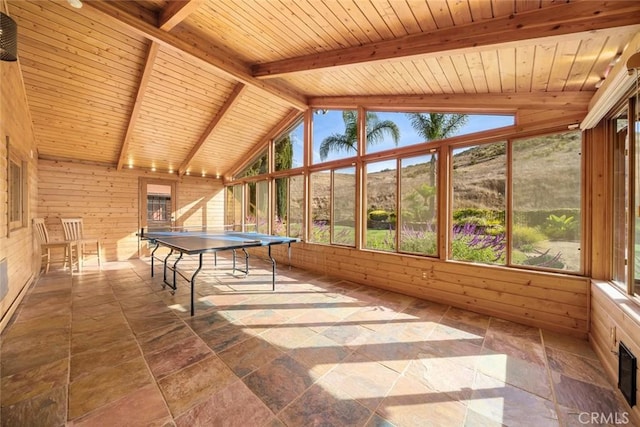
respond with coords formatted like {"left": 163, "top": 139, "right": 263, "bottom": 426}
{"left": 6, "top": 137, "right": 28, "bottom": 236}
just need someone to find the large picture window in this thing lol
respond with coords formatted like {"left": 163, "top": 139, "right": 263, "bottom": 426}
{"left": 400, "top": 153, "right": 438, "bottom": 256}
{"left": 512, "top": 132, "right": 582, "bottom": 272}
{"left": 365, "top": 160, "right": 397, "bottom": 252}
{"left": 451, "top": 142, "right": 506, "bottom": 265}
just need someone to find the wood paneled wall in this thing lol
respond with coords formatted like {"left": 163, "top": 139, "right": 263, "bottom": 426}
{"left": 265, "top": 242, "right": 589, "bottom": 337}
{"left": 38, "top": 160, "right": 224, "bottom": 262}
{"left": 590, "top": 281, "right": 640, "bottom": 424}
{"left": 0, "top": 60, "right": 39, "bottom": 332}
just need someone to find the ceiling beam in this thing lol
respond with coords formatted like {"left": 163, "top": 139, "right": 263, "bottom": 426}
{"left": 159, "top": 0, "right": 205, "bottom": 31}
{"left": 83, "top": 1, "right": 308, "bottom": 110}
{"left": 116, "top": 41, "right": 159, "bottom": 170}
{"left": 178, "top": 83, "right": 247, "bottom": 176}
{"left": 252, "top": 1, "right": 640, "bottom": 78}
{"left": 308, "top": 92, "right": 593, "bottom": 112}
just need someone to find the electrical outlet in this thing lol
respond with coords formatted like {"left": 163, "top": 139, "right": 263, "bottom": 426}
{"left": 422, "top": 270, "right": 427, "bottom": 279}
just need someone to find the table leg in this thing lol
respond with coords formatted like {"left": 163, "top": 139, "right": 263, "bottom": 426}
{"left": 267, "top": 245, "right": 276, "bottom": 291}
{"left": 150, "top": 242, "right": 160, "bottom": 277}
{"left": 190, "top": 253, "right": 204, "bottom": 316}
{"left": 162, "top": 249, "right": 174, "bottom": 288}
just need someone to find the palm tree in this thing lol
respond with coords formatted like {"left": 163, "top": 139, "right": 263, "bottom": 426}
{"left": 319, "top": 110, "right": 400, "bottom": 161}
{"left": 405, "top": 112, "right": 468, "bottom": 220}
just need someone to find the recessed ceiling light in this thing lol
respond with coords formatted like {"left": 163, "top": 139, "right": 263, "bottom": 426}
{"left": 67, "top": 0, "right": 83, "bottom": 9}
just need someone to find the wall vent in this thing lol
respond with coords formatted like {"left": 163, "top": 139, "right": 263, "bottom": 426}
{"left": 618, "top": 342, "right": 637, "bottom": 407}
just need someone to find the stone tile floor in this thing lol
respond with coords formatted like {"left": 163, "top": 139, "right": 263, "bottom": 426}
{"left": 0, "top": 257, "right": 634, "bottom": 426}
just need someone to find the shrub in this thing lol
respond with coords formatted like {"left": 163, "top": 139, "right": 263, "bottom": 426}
{"left": 512, "top": 225, "right": 546, "bottom": 249}
{"left": 368, "top": 210, "right": 390, "bottom": 221}
{"left": 541, "top": 214, "right": 578, "bottom": 240}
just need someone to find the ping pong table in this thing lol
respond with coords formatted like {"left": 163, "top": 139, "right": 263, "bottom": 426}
{"left": 139, "top": 228, "right": 300, "bottom": 315}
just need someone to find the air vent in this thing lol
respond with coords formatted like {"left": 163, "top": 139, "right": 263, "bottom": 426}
{"left": 618, "top": 342, "right": 637, "bottom": 407}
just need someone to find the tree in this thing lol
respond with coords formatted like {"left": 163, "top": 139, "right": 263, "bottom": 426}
{"left": 274, "top": 135, "right": 293, "bottom": 221}
{"left": 319, "top": 110, "right": 400, "bottom": 161}
{"left": 405, "top": 112, "right": 468, "bottom": 219}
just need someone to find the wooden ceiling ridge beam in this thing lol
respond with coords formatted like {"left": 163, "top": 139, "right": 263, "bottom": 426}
{"left": 159, "top": 0, "right": 205, "bottom": 31}
{"left": 83, "top": 1, "right": 308, "bottom": 111}
{"left": 116, "top": 41, "right": 159, "bottom": 171}
{"left": 308, "top": 92, "right": 593, "bottom": 111}
{"left": 252, "top": 1, "right": 640, "bottom": 78}
{"left": 178, "top": 83, "right": 247, "bottom": 176}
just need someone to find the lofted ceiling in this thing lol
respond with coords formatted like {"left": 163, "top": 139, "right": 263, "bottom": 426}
{"left": 5, "top": 0, "right": 640, "bottom": 179}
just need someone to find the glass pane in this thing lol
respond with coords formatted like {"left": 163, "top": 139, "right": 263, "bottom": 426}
{"left": 310, "top": 171, "right": 330, "bottom": 243}
{"left": 289, "top": 176, "right": 304, "bottom": 238}
{"left": 274, "top": 177, "right": 288, "bottom": 236}
{"left": 333, "top": 167, "right": 356, "bottom": 246}
{"left": 451, "top": 142, "right": 506, "bottom": 265}
{"left": 512, "top": 132, "right": 582, "bottom": 272}
{"left": 275, "top": 120, "right": 304, "bottom": 171}
{"left": 256, "top": 181, "right": 269, "bottom": 234}
{"left": 225, "top": 187, "right": 234, "bottom": 229}
{"left": 400, "top": 154, "right": 438, "bottom": 256}
{"left": 237, "top": 149, "right": 268, "bottom": 178}
{"left": 246, "top": 182, "right": 257, "bottom": 232}
{"left": 612, "top": 117, "right": 628, "bottom": 285}
{"left": 312, "top": 109, "right": 358, "bottom": 164}
{"left": 9, "top": 160, "right": 21, "bottom": 223}
{"left": 233, "top": 184, "right": 243, "bottom": 231}
{"left": 365, "top": 160, "right": 396, "bottom": 252}
{"left": 366, "top": 112, "right": 514, "bottom": 155}
{"left": 146, "top": 184, "right": 172, "bottom": 229}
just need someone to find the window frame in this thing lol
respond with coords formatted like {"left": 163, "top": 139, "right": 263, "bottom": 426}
{"left": 7, "top": 138, "right": 28, "bottom": 234}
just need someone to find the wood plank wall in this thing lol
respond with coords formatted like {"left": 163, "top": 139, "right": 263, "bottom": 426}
{"left": 590, "top": 281, "right": 640, "bottom": 424}
{"left": 264, "top": 242, "right": 590, "bottom": 337}
{"left": 0, "top": 60, "right": 40, "bottom": 331}
{"left": 38, "top": 160, "right": 224, "bottom": 262}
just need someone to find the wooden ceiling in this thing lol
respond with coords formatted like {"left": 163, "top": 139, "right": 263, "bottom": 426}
{"left": 6, "top": 0, "right": 640, "bottom": 178}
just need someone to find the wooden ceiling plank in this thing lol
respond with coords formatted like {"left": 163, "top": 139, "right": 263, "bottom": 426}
{"left": 83, "top": 1, "right": 308, "bottom": 110}
{"left": 252, "top": 1, "right": 640, "bottom": 78}
{"left": 159, "top": 0, "right": 205, "bottom": 31}
{"left": 117, "top": 41, "right": 160, "bottom": 170}
{"left": 178, "top": 83, "right": 247, "bottom": 176}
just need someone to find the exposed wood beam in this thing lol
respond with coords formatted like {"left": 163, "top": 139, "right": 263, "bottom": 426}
{"left": 84, "top": 1, "right": 308, "bottom": 110}
{"left": 159, "top": 0, "right": 205, "bottom": 31}
{"left": 253, "top": 1, "right": 640, "bottom": 78}
{"left": 308, "top": 92, "right": 592, "bottom": 112}
{"left": 224, "top": 109, "right": 301, "bottom": 180}
{"left": 117, "top": 41, "right": 159, "bottom": 170}
{"left": 178, "top": 83, "right": 247, "bottom": 176}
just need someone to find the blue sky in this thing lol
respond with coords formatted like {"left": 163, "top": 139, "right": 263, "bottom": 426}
{"left": 287, "top": 111, "right": 515, "bottom": 167}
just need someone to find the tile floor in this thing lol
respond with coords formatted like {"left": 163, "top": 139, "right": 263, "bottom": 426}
{"left": 0, "top": 256, "right": 634, "bottom": 426}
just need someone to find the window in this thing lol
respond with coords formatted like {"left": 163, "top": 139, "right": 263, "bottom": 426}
{"left": 512, "top": 132, "right": 582, "bottom": 272}
{"left": 275, "top": 119, "right": 304, "bottom": 171}
{"left": 613, "top": 91, "right": 640, "bottom": 299}
{"left": 312, "top": 109, "right": 358, "bottom": 164}
{"left": 147, "top": 194, "right": 171, "bottom": 222}
{"left": 256, "top": 180, "right": 269, "bottom": 234}
{"left": 275, "top": 175, "right": 304, "bottom": 237}
{"left": 400, "top": 153, "right": 438, "bottom": 256}
{"left": 8, "top": 156, "right": 26, "bottom": 230}
{"left": 451, "top": 142, "right": 506, "bottom": 265}
{"left": 365, "top": 111, "right": 514, "bottom": 155}
{"left": 365, "top": 159, "right": 397, "bottom": 252}
{"left": 236, "top": 149, "right": 268, "bottom": 179}
{"left": 333, "top": 167, "right": 356, "bottom": 246}
{"left": 309, "top": 170, "right": 330, "bottom": 243}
